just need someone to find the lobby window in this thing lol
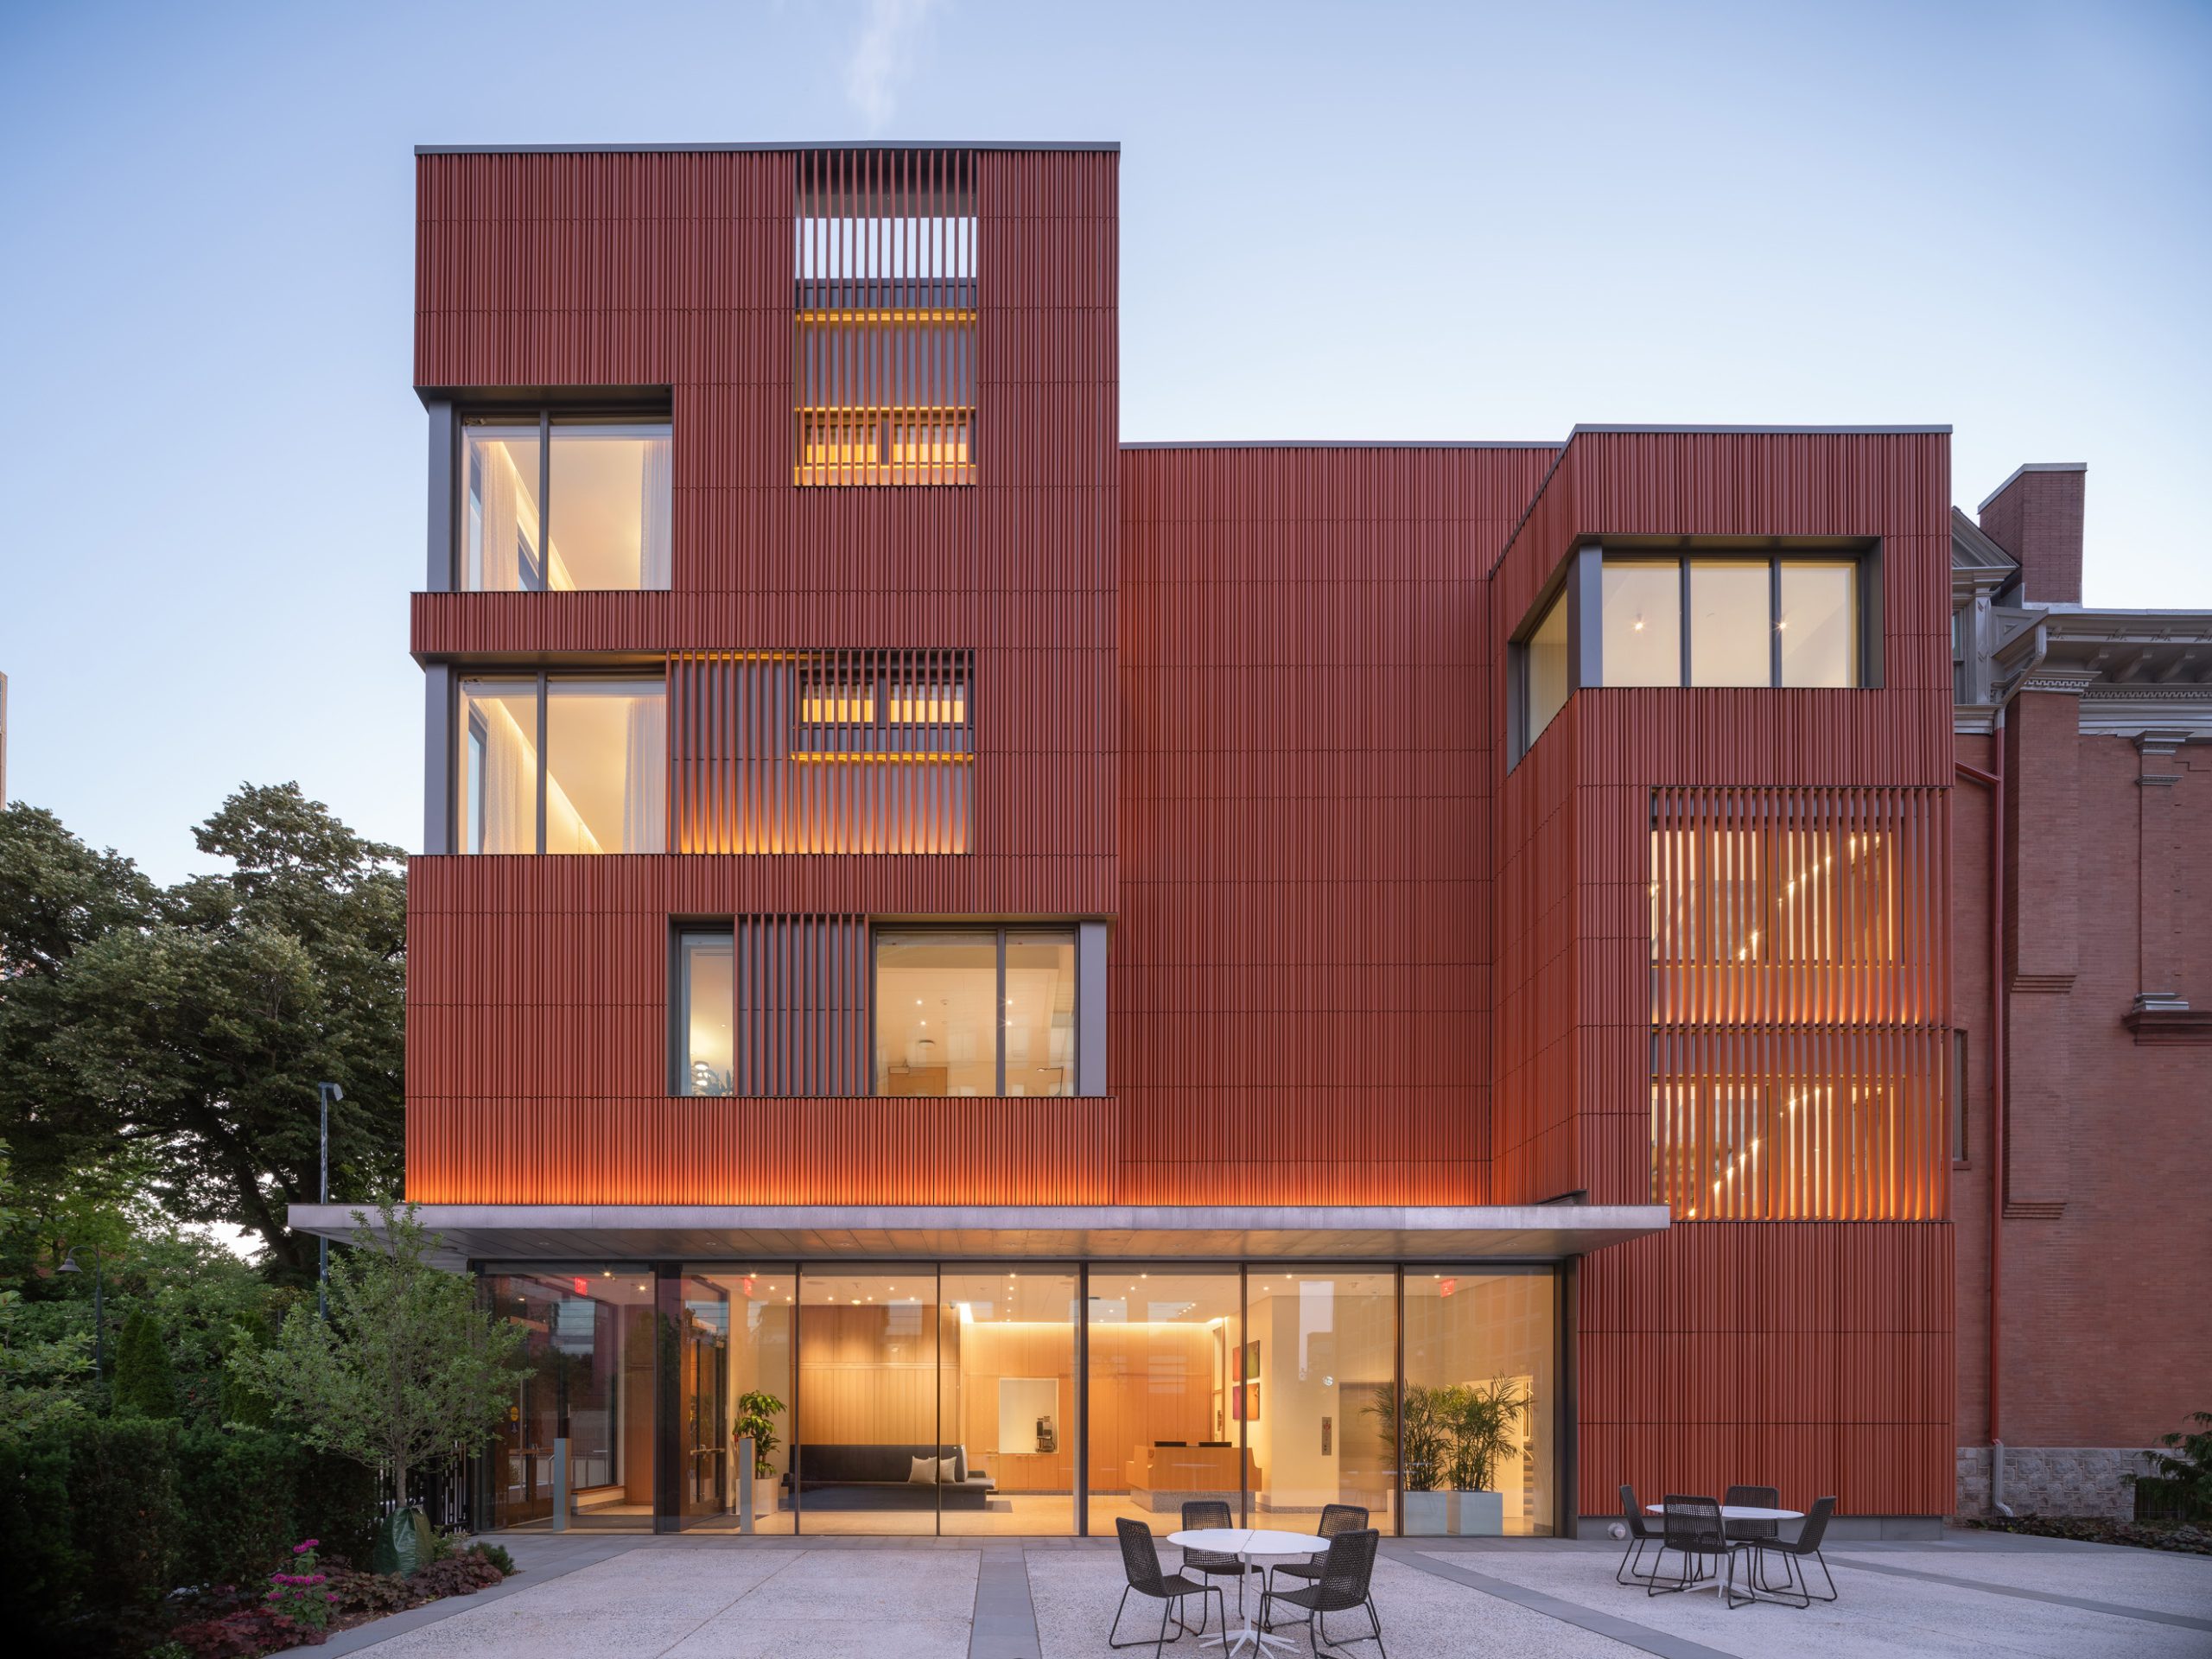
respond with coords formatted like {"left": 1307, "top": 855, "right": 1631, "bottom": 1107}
{"left": 794, "top": 148, "right": 976, "bottom": 486}
{"left": 459, "top": 413, "right": 671, "bottom": 591}
{"left": 457, "top": 675, "right": 665, "bottom": 855}
{"left": 875, "top": 928, "right": 1075, "bottom": 1096}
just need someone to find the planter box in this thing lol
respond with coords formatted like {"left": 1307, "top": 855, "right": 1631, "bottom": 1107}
{"left": 1402, "top": 1491, "right": 1452, "bottom": 1535}
{"left": 1451, "top": 1490, "right": 1504, "bottom": 1535}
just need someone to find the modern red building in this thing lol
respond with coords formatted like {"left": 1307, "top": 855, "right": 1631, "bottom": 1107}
{"left": 288, "top": 140, "right": 2207, "bottom": 1538}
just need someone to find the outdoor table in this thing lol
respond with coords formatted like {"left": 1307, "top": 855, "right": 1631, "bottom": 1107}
{"left": 1643, "top": 1504, "right": 1802, "bottom": 1595}
{"left": 1167, "top": 1528, "right": 1323, "bottom": 1656}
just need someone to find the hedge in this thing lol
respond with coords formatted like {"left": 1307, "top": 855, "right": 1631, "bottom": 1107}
{"left": 0, "top": 1417, "right": 383, "bottom": 1653}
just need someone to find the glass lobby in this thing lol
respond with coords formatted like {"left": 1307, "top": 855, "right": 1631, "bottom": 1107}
{"left": 482, "top": 1264, "right": 1557, "bottom": 1537}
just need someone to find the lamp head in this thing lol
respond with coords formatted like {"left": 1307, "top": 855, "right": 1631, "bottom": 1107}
{"left": 57, "top": 1249, "right": 83, "bottom": 1274}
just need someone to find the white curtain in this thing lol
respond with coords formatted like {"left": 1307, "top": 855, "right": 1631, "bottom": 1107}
{"left": 473, "top": 693, "right": 536, "bottom": 853}
{"left": 473, "top": 439, "right": 525, "bottom": 593}
{"left": 639, "top": 437, "right": 672, "bottom": 589}
{"left": 621, "top": 692, "right": 667, "bottom": 853}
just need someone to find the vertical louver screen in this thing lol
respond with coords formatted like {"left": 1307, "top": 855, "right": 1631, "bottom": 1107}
{"left": 669, "top": 649, "right": 973, "bottom": 854}
{"left": 795, "top": 148, "right": 976, "bottom": 486}
{"left": 734, "top": 915, "right": 870, "bottom": 1096}
{"left": 1648, "top": 787, "right": 1948, "bottom": 1221}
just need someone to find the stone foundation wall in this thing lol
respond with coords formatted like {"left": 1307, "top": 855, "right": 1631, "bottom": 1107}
{"left": 1955, "top": 1445, "right": 2153, "bottom": 1519}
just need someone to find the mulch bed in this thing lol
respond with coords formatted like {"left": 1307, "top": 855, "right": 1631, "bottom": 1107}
{"left": 1960, "top": 1516, "right": 2212, "bottom": 1554}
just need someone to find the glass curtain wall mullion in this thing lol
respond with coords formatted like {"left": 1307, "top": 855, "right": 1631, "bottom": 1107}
{"left": 995, "top": 925, "right": 1007, "bottom": 1097}
{"left": 1769, "top": 556, "right": 1783, "bottom": 687}
{"left": 537, "top": 411, "right": 551, "bottom": 593}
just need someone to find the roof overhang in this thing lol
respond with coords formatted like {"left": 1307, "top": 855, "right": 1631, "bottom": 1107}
{"left": 287, "top": 1203, "right": 1669, "bottom": 1269}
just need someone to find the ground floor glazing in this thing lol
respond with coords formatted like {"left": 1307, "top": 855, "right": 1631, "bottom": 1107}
{"left": 480, "top": 1261, "right": 1560, "bottom": 1538}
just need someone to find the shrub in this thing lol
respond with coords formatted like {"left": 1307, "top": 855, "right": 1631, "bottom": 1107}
{"left": 176, "top": 1427, "right": 300, "bottom": 1589}
{"left": 112, "top": 1308, "right": 182, "bottom": 1421}
{"left": 0, "top": 1429, "right": 80, "bottom": 1630}
{"left": 405, "top": 1554, "right": 504, "bottom": 1599}
{"left": 322, "top": 1565, "right": 413, "bottom": 1616}
{"left": 470, "top": 1541, "right": 516, "bottom": 1577}
{"left": 291, "top": 1450, "right": 378, "bottom": 1566}
{"left": 68, "top": 1416, "right": 183, "bottom": 1614}
{"left": 168, "top": 1605, "right": 321, "bottom": 1657}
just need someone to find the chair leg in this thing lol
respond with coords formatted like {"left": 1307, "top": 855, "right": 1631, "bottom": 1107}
{"left": 1616, "top": 1533, "right": 1654, "bottom": 1585}
{"left": 1155, "top": 1597, "right": 1174, "bottom": 1659}
{"left": 1808, "top": 1549, "right": 1839, "bottom": 1603}
{"left": 1108, "top": 1587, "right": 1138, "bottom": 1649}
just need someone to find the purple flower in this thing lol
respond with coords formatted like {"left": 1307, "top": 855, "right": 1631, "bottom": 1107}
{"left": 296, "top": 1539, "right": 321, "bottom": 1553}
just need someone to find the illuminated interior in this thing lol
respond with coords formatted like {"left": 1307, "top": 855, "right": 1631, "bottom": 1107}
{"left": 461, "top": 420, "right": 671, "bottom": 590}
{"left": 677, "top": 931, "right": 735, "bottom": 1096}
{"left": 458, "top": 677, "right": 665, "bottom": 855}
{"left": 874, "top": 930, "right": 1076, "bottom": 1097}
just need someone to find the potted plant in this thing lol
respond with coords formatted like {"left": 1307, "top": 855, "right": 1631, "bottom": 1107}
{"left": 734, "top": 1389, "right": 786, "bottom": 1510}
{"left": 1439, "top": 1376, "right": 1532, "bottom": 1536}
{"left": 1368, "top": 1383, "right": 1452, "bottom": 1533}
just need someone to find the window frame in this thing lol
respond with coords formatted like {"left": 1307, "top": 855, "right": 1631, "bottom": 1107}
{"left": 670, "top": 924, "right": 739, "bottom": 1096}
{"left": 450, "top": 404, "right": 674, "bottom": 592}
{"left": 451, "top": 668, "right": 667, "bottom": 855}
{"left": 870, "top": 924, "right": 1080, "bottom": 1100}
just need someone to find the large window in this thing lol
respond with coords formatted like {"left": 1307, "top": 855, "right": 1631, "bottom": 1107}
{"left": 675, "top": 931, "right": 735, "bottom": 1096}
{"left": 461, "top": 414, "right": 671, "bottom": 591}
{"left": 1522, "top": 586, "right": 1570, "bottom": 746}
{"left": 874, "top": 928, "right": 1076, "bottom": 1096}
{"left": 457, "top": 675, "right": 665, "bottom": 855}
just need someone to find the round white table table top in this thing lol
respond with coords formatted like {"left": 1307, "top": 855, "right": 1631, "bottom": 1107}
{"left": 1169, "top": 1528, "right": 1325, "bottom": 1557}
{"left": 1643, "top": 1503, "right": 1802, "bottom": 1521}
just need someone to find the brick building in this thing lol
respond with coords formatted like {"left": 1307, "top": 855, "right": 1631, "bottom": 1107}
{"left": 1950, "top": 463, "right": 2212, "bottom": 1517}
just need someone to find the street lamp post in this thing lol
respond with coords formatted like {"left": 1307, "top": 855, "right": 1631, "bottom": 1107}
{"left": 57, "top": 1245, "right": 105, "bottom": 1377}
{"left": 316, "top": 1082, "right": 344, "bottom": 1319}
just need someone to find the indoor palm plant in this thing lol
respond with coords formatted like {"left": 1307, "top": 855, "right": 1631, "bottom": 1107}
{"left": 1367, "top": 1382, "right": 1452, "bottom": 1532}
{"left": 1439, "top": 1376, "right": 1532, "bottom": 1535}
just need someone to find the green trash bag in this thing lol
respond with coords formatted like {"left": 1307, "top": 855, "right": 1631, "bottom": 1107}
{"left": 372, "top": 1506, "right": 432, "bottom": 1575}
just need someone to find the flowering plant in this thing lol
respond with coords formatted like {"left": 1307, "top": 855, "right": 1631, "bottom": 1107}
{"left": 264, "top": 1539, "right": 335, "bottom": 1631}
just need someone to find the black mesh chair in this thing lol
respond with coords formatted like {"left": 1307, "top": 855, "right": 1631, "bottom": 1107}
{"left": 1259, "top": 1528, "right": 1384, "bottom": 1656}
{"left": 1746, "top": 1497, "right": 1838, "bottom": 1607}
{"left": 1179, "top": 1500, "right": 1248, "bottom": 1613}
{"left": 1648, "top": 1495, "right": 1752, "bottom": 1605}
{"left": 1111, "top": 1517, "right": 1227, "bottom": 1656}
{"left": 1723, "top": 1484, "right": 1783, "bottom": 1592}
{"left": 1266, "top": 1503, "right": 1370, "bottom": 1601}
{"left": 1614, "top": 1484, "right": 1660, "bottom": 1585}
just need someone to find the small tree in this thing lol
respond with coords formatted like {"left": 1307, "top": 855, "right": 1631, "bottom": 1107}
{"left": 230, "top": 1201, "right": 526, "bottom": 1508}
{"left": 734, "top": 1389, "right": 785, "bottom": 1478}
{"left": 2144, "top": 1411, "right": 2212, "bottom": 1518}
{"left": 112, "top": 1306, "right": 183, "bottom": 1419}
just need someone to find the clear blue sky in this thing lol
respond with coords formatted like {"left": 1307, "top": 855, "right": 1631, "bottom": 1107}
{"left": 3, "top": 0, "right": 2206, "bottom": 883}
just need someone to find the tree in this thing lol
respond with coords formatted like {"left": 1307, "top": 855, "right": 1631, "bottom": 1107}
{"left": 0, "top": 1147, "right": 90, "bottom": 1442}
{"left": 230, "top": 1203, "right": 526, "bottom": 1506}
{"left": 1, "top": 785, "right": 404, "bottom": 1279}
{"left": 111, "top": 1306, "right": 182, "bottom": 1419}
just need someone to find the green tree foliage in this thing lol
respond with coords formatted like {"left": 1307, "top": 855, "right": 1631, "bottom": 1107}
{"left": 0, "top": 787, "right": 404, "bottom": 1281}
{"left": 231, "top": 1202, "right": 527, "bottom": 1503}
{"left": 112, "top": 1306, "right": 183, "bottom": 1419}
{"left": 0, "top": 1147, "right": 90, "bottom": 1441}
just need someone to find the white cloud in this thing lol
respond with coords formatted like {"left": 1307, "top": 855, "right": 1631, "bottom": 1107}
{"left": 844, "top": 0, "right": 936, "bottom": 130}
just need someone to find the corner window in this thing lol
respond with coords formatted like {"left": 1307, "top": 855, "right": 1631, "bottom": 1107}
{"left": 460, "top": 413, "right": 671, "bottom": 591}
{"left": 456, "top": 675, "right": 665, "bottom": 854}
{"left": 874, "top": 928, "right": 1075, "bottom": 1096}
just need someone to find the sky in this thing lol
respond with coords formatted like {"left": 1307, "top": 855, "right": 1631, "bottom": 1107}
{"left": 1, "top": 0, "right": 2207, "bottom": 884}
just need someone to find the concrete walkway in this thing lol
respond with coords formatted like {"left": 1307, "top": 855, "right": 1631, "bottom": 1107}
{"left": 309, "top": 1531, "right": 2212, "bottom": 1659}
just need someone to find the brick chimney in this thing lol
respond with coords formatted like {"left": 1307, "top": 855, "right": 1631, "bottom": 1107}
{"left": 1977, "top": 463, "right": 2086, "bottom": 606}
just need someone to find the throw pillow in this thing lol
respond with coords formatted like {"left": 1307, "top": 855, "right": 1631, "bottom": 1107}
{"left": 908, "top": 1455, "right": 939, "bottom": 1485}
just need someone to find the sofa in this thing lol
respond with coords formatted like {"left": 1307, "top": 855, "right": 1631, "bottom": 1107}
{"left": 783, "top": 1443, "right": 998, "bottom": 1510}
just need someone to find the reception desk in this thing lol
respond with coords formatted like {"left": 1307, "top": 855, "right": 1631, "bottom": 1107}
{"left": 1126, "top": 1443, "right": 1262, "bottom": 1510}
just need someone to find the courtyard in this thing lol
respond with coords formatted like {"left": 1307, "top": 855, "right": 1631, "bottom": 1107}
{"left": 308, "top": 1530, "right": 2212, "bottom": 1659}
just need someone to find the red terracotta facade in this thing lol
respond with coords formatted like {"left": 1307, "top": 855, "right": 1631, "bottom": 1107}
{"left": 393, "top": 143, "right": 2004, "bottom": 1528}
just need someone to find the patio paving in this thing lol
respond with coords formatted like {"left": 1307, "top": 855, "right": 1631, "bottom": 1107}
{"left": 312, "top": 1531, "right": 2212, "bottom": 1659}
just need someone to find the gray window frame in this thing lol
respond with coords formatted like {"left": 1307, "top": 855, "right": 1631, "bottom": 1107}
{"left": 870, "top": 923, "right": 1101, "bottom": 1098}
{"left": 448, "top": 669, "right": 667, "bottom": 855}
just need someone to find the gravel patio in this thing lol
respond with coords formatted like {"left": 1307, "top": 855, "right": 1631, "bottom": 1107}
{"left": 302, "top": 1529, "right": 2212, "bottom": 1659}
